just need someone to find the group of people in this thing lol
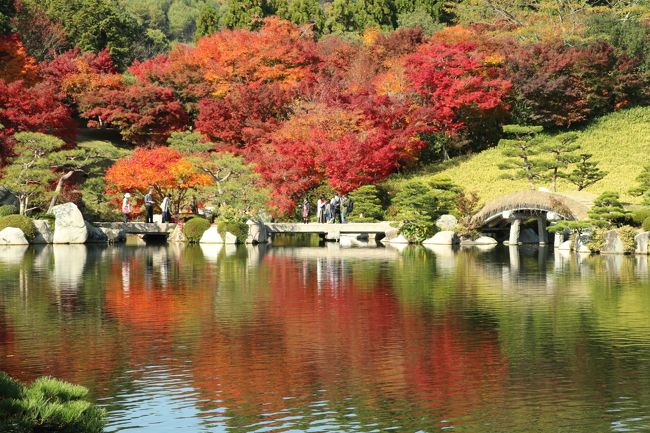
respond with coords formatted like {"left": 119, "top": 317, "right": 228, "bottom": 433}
{"left": 302, "top": 193, "right": 354, "bottom": 224}
{"left": 121, "top": 189, "right": 173, "bottom": 223}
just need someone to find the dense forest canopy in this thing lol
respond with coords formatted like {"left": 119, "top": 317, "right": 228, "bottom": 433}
{"left": 1, "top": 0, "right": 650, "bottom": 216}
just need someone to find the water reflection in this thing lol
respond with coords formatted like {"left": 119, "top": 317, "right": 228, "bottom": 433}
{"left": 0, "top": 243, "right": 649, "bottom": 432}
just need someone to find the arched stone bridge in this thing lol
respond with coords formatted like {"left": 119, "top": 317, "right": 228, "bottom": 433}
{"left": 472, "top": 191, "right": 593, "bottom": 245}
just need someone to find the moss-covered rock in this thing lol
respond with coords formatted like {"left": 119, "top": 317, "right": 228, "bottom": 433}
{"left": 183, "top": 217, "right": 211, "bottom": 243}
{"left": 0, "top": 214, "right": 37, "bottom": 241}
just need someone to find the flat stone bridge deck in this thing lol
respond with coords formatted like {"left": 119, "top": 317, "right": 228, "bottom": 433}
{"left": 265, "top": 222, "right": 394, "bottom": 236}
{"left": 94, "top": 222, "right": 177, "bottom": 235}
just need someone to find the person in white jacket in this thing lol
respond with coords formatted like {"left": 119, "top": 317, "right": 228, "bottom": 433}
{"left": 122, "top": 193, "right": 131, "bottom": 223}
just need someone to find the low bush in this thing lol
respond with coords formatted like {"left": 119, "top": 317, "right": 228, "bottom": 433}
{"left": 632, "top": 208, "right": 650, "bottom": 226}
{"left": 0, "top": 215, "right": 37, "bottom": 241}
{"left": 183, "top": 217, "right": 210, "bottom": 243}
{"left": 0, "top": 372, "right": 105, "bottom": 433}
{"left": 398, "top": 221, "right": 430, "bottom": 242}
{"left": 643, "top": 216, "right": 650, "bottom": 231}
{"left": 0, "top": 204, "right": 18, "bottom": 217}
{"left": 618, "top": 226, "right": 638, "bottom": 254}
{"left": 217, "top": 220, "right": 248, "bottom": 242}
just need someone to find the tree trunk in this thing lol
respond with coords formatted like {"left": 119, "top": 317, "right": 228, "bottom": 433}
{"left": 553, "top": 168, "right": 558, "bottom": 192}
{"left": 47, "top": 170, "right": 74, "bottom": 213}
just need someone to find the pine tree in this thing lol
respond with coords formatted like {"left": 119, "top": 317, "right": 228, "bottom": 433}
{"left": 195, "top": 4, "right": 221, "bottom": 40}
{"left": 497, "top": 124, "right": 544, "bottom": 190}
{"left": 630, "top": 164, "right": 650, "bottom": 205}
{"left": 566, "top": 153, "right": 607, "bottom": 191}
{"left": 348, "top": 185, "right": 384, "bottom": 222}
{"left": 539, "top": 132, "right": 580, "bottom": 192}
{"left": 588, "top": 191, "right": 631, "bottom": 228}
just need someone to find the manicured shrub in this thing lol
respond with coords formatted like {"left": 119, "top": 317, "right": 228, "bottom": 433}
{"left": 0, "top": 204, "right": 18, "bottom": 217}
{"left": 0, "top": 373, "right": 106, "bottom": 433}
{"left": 217, "top": 220, "right": 248, "bottom": 242}
{"left": 398, "top": 221, "right": 430, "bottom": 242}
{"left": 0, "top": 215, "right": 37, "bottom": 241}
{"left": 643, "top": 216, "right": 650, "bottom": 232}
{"left": 183, "top": 217, "right": 210, "bottom": 243}
{"left": 618, "top": 226, "right": 638, "bottom": 254}
{"left": 348, "top": 185, "right": 385, "bottom": 222}
{"left": 632, "top": 208, "right": 650, "bottom": 226}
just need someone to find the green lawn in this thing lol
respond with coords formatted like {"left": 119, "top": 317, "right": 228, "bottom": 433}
{"left": 388, "top": 106, "right": 650, "bottom": 205}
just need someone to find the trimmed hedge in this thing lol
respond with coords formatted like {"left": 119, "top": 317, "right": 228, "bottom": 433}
{"left": 643, "top": 216, "right": 650, "bottom": 232}
{"left": 633, "top": 208, "right": 650, "bottom": 226}
{"left": 217, "top": 220, "right": 248, "bottom": 242}
{"left": 183, "top": 217, "right": 210, "bottom": 243}
{"left": 0, "top": 373, "right": 105, "bottom": 433}
{"left": 0, "top": 215, "right": 37, "bottom": 241}
{"left": 0, "top": 204, "right": 18, "bottom": 217}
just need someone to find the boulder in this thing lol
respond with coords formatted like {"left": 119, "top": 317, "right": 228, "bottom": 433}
{"left": 435, "top": 214, "right": 458, "bottom": 231}
{"left": 462, "top": 236, "right": 497, "bottom": 246}
{"left": 381, "top": 228, "right": 400, "bottom": 243}
{"left": 168, "top": 224, "right": 187, "bottom": 243}
{"left": 383, "top": 234, "right": 410, "bottom": 244}
{"left": 85, "top": 221, "right": 108, "bottom": 243}
{"left": 519, "top": 228, "right": 539, "bottom": 244}
{"left": 32, "top": 219, "right": 53, "bottom": 244}
{"left": 423, "top": 231, "right": 459, "bottom": 245}
{"left": 601, "top": 230, "right": 626, "bottom": 254}
{"left": 635, "top": 232, "right": 650, "bottom": 255}
{"left": 51, "top": 203, "right": 88, "bottom": 244}
{"left": 224, "top": 232, "right": 239, "bottom": 244}
{"left": 558, "top": 240, "right": 573, "bottom": 251}
{"left": 99, "top": 228, "right": 126, "bottom": 243}
{"left": 245, "top": 220, "right": 267, "bottom": 244}
{"left": 0, "top": 227, "right": 29, "bottom": 245}
{"left": 575, "top": 234, "right": 591, "bottom": 254}
{"left": 325, "top": 231, "right": 340, "bottom": 241}
{"left": 199, "top": 226, "right": 224, "bottom": 244}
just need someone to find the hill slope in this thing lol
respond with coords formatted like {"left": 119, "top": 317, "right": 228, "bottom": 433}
{"left": 391, "top": 107, "right": 650, "bottom": 204}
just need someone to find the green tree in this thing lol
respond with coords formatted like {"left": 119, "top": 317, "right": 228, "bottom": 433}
{"left": 566, "top": 153, "right": 607, "bottom": 191}
{"left": 397, "top": 8, "right": 441, "bottom": 35}
{"left": 195, "top": 3, "right": 221, "bottom": 39}
{"left": 220, "top": 0, "right": 270, "bottom": 29}
{"left": 0, "top": 0, "right": 15, "bottom": 34}
{"left": 326, "top": 0, "right": 363, "bottom": 33}
{"left": 588, "top": 191, "right": 631, "bottom": 228}
{"left": 539, "top": 132, "right": 580, "bottom": 192}
{"left": 2, "top": 133, "right": 64, "bottom": 215}
{"left": 348, "top": 185, "right": 385, "bottom": 222}
{"left": 497, "top": 124, "right": 545, "bottom": 190}
{"left": 630, "top": 164, "right": 650, "bottom": 205}
{"left": 277, "top": 0, "right": 326, "bottom": 33}
{"left": 395, "top": 0, "right": 447, "bottom": 23}
{"left": 167, "top": 0, "right": 200, "bottom": 41}
{"left": 359, "top": 0, "right": 395, "bottom": 29}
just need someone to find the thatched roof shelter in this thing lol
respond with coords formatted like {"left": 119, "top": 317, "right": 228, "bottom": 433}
{"left": 473, "top": 191, "right": 591, "bottom": 226}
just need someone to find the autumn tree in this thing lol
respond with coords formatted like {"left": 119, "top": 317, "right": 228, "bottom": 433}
{"left": 105, "top": 147, "right": 210, "bottom": 214}
{"left": 0, "top": 33, "right": 39, "bottom": 83}
{"left": 78, "top": 84, "right": 188, "bottom": 146}
{"left": 12, "top": 0, "right": 69, "bottom": 61}
{"left": 2, "top": 132, "right": 64, "bottom": 215}
{"left": 497, "top": 124, "right": 544, "bottom": 190}
{"left": 567, "top": 153, "right": 607, "bottom": 191}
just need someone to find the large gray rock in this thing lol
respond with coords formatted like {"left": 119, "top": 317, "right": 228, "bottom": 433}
{"left": 435, "top": 214, "right": 458, "bottom": 231}
{"left": 199, "top": 226, "right": 223, "bottom": 244}
{"left": 381, "top": 228, "right": 400, "bottom": 243}
{"left": 168, "top": 224, "right": 187, "bottom": 243}
{"left": 636, "top": 232, "right": 649, "bottom": 255}
{"left": 32, "top": 220, "right": 53, "bottom": 244}
{"left": 423, "top": 231, "right": 459, "bottom": 245}
{"left": 245, "top": 220, "right": 267, "bottom": 244}
{"left": 0, "top": 187, "right": 18, "bottom": 206}
{"left": 558, "top": 240, "right": 573, "bottom": 251}
{"left": 383, "top": 234, "right": 410, "bottom": 244}
{"left": 99, "top": 227, "right": 126, "bottom": 243}
{"left": 223, "top": 232, "right": 239, "bottom": 244}
{"left": 85, "top": 221, "right": 108, "bottom": 243}
{"left": 462, "top": 236, "right": 498, "bottom": 246}
{"left": 602, "top": 230, "right": 626, "bottom": 254}
{"left": 0, "top": 227, "right": 29, "bottom": 245}
{"left": 51, "top": 203, "right": 88, "bottom": 244}
{"left": 576, "top": 234, "right": 591, "bottom": 254}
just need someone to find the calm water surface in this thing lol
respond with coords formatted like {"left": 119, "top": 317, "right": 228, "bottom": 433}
{"left": 1, "top": 241, "right": 650, "bottom": 432}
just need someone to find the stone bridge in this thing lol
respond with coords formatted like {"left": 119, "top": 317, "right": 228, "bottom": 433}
{"left": 472, "top": 191, "right": 593, "bottom": 245}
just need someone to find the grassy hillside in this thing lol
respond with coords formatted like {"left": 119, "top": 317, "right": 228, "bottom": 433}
{"left": 389, "top": 106, "right": 650, "bottom": 205}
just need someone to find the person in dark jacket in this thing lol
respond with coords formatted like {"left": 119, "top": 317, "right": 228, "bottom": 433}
{"left": 144, "top": 188, "right": 155, "bottom": 223}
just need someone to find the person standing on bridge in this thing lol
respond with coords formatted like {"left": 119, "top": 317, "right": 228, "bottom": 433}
{"left": 301, "top": 198, "right": 311, "bottom": 224}
{"left": 144, "top": 188, "right": 155, "bottom": 223}
{"left": 161, "top": 193, "right": 172, "bottom": 223}
{"left": 341, "top": 194, "right": 353, "bottom": 224}
{"left": 331, "top": 193, "right": 342, "bottom": 224}
{"left": 122, "top": 193, "right": 131, "bottom": 223}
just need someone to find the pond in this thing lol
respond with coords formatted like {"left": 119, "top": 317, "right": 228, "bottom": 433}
{"left": 1, "top": 242, "right": 650, "bottom": 432}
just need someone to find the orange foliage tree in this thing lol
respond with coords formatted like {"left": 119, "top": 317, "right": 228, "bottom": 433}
{"left": 0, "top": 34, "right": 39, "bottom": 84}
{"left": 105, "top": 147, "right": 211, "bottom": 213}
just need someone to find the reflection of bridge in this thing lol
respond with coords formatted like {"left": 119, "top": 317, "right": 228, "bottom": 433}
{"left": 94, "top": 222, "right": 177, "bottom": 235}
{"left": 472, "top": 191, "right": 593, "bottom": 245}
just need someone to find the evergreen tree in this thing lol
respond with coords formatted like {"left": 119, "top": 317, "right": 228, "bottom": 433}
{"left": 567, "top": 153, "right": 607, "bottom": 191}
{"left": 348, "top": 185, "right": 384, "bottom": 222}
{"left": 630, "top": 164, "right": 650, "bottom": 205}
{"left": 0, "top": 0, "right": 15, "bottom": 34}
{"left": 195, "top": 3, "right": 221, "bottom": 40}
{"left": 220, "top": 0, "right": 271, "bottom": 29}
{"left": 277, "top": 0, "right": 326, "bottom": 33}
{"left": 359, "top": 0, "right": 396, "bottom": 29}
{"left": 326, "top": 0, "right": 363, "bottom": 33}
{"left": 539, "top": 132, "right": 580, "bottom": 192}
{"left": 588, "top": 191, "right": 631, "bottom": 228}
{"left": 497, "top": 124, "right": 545, "bottom": 190}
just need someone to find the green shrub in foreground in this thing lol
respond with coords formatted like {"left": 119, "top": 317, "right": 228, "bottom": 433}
{"left": 217, "top": 220, "right": 248, "bottom": 242}
{"left": 632, "top": 208, "right": 650, "bottom": 226}
{"left": 0, "top": 215, "right": 37, "bottom": 241}
{"left": 0, "top": 204, "right": 18, "bottom": 217}
{"left": 643, "top": 216, "right": 650, "bottom": 232}
{"left": 183, "top": 217, "right": 211, "bottom": 243}
{"left": 0, "top": 372, "right": 105, "bottom": 433}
